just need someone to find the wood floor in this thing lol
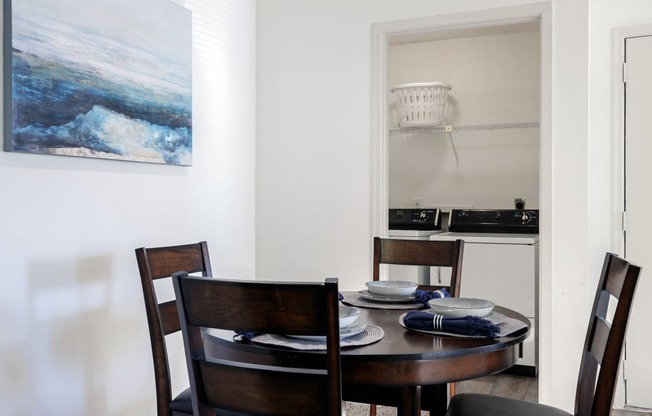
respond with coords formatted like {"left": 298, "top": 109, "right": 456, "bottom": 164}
{"left": 453, "top": 374, "right": 538, "bottom": 401}
{"left": 345, "top": 374, "right": 652, "bottom": 416}
{"left": 345, "top": 375, "right": 535, "bottom": 416}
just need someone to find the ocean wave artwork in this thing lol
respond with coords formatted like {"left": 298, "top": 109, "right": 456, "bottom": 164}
{"left": 4, "top": 0, "right": 192, "bottom": 165}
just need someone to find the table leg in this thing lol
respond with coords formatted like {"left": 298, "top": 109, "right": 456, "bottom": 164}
{"left": 397, "top": 386, "right": 421, "bottom": 416}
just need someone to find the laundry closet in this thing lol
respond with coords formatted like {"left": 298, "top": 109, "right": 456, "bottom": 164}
{"left": 386, "top": 20, "right": 541, "bottom": 375}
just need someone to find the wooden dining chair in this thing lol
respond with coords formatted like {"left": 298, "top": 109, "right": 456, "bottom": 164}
{"left": 445, "top": 252, "right": 641, "bottom": 416}
{"left": 172, "top": 272, "right": 344, "bottom": 416}
{"left": 135, "top": 241, "right": 212, "bottom": 416}
{"left": 373, "top": 236, "right": 464, "bottom": 295}
{"left": 346, "top": 237, "right": 465, "bottom": 416}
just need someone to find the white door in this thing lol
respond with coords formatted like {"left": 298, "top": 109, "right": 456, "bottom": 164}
{"left": 623, "top": 34, "right": 652, "bottom": 410}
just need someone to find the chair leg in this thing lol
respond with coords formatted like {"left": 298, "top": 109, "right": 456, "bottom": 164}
{"left": 366, "top": 383, "right": 452, "bottom": 416}
{"left": 421, "top": 384, "right": 448, "bottom": 416}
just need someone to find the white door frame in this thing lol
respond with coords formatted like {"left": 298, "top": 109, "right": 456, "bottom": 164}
{"left": 612, "top": 24, "right": 652, "bottom": 409}
{"left": 370, "top": 1, "right": 552, "bottom": 398}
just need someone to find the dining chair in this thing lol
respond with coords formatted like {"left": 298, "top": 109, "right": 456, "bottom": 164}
{"left": 345, "top": 237, "right": 465, "bottom": 416}
{"left": 135, "top": 241, "right": 212, "bottom": 416}
{"left": 445, "top": 252, "right": 641, "bottom": 416}
{"left": 172, "top": 272, "right": 344, "bottom": 416}
{"left": 373, "top": 236, "right": 464, "bottom": 295}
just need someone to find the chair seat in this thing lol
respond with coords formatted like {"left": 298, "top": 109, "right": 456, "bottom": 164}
{"left": 447, "top": 393, "right": 572, "bottom": 416}
{"left": 169, "top": 388, "right": 193, "bottom": 414}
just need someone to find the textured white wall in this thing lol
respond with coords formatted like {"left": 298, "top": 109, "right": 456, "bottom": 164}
{"left": 0, "top": 0, "right": 256, "bottom": 414}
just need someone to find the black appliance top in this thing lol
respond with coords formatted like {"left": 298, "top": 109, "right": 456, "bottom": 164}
{"left": 448, "top": 209, "right": 539, "bottom": 234}
{"left": 389, "top": 208, "right": 441, "bottom": 231}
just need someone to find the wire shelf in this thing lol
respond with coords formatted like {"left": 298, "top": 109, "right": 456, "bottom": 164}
{"left": 389, "top": 121, "right": 539, "bottom": 135}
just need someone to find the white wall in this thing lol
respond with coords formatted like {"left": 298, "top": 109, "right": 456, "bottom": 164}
{"left": 0, "top": 0, "right": 256, "bottom": 414}
{"left": 388, "top": 32, "right": 540, "bottom": 209}
{"left": 254, "top": 0, "right": 605, "bottom": 412}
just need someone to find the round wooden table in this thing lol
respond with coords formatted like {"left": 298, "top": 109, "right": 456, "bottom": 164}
{"left": 204, "top": 297, "right": 530, "bottom": 416}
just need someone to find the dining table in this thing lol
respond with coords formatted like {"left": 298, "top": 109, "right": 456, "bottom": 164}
{"left": 203, "top": 291, "right": 531, "bottom": 416}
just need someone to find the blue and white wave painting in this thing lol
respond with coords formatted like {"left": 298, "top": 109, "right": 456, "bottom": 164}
{"left": 7, "top": 0, "right": 192, "bottom": 165}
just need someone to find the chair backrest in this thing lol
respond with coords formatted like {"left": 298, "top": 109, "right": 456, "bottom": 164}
{"left": 135, "top": 242, "right": 212, "bottom": 416}
{"left": 173, "top": 273, "right": 343, "bottom": 416}
{"left": 373, "top": 237, "right": 465, "bottom": 296}
{"left": 575, "top": 252, "right": 641, "bottom": 416}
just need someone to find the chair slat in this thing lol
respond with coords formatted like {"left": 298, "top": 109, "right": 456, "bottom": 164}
{"left": 379, "top": 239, "right": 457, "bottom": 267}
{"left": 200, "top": 360, "right": 330, "bottom": 415}
{"left": 158, "top": 300, "right": 181, "bottom": 335}
{"left": 145, "top": 242, "right": 212, "bottom": 280}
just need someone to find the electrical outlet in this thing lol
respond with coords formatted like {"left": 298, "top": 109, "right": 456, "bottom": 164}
{"left": 412, "top": 198, "right": 423, "bottom": 209}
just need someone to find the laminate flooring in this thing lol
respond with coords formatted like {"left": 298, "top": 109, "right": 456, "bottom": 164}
{"left": 345, "top": 374, "right": 652, "bottom": 416}
{"left": 345, "top": 375, "right": 536, "bottom": 416}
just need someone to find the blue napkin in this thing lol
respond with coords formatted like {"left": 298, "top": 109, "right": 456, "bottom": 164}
{"left": 403, "top": 311, "right": 500, "bottom": 337}
{"left": 414, "top": 288, "right": 449, "bottom": 306}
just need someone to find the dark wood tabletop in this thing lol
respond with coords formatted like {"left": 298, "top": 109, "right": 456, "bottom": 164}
{"left": 203, "top": 293, "right": 530, "bottom": 416}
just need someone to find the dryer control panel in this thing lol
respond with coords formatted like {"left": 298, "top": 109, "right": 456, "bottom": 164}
{"left": 389, "top": 208, "right": 441, "bottom": 230}
{"left": 448, "top": 209, "right": 539, "bottom": 233}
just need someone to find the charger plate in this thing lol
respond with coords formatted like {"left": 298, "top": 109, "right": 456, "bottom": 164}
{"left": 250, "top": 325, "right": 385, "bottom": 351}
{"left": 399, "top": 313, "right": 528, "bottom": 339}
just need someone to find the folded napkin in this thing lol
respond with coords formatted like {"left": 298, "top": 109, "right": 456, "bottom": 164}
{"left": 234, "top": 331, "right": 259, "bottom": 342}
{"left": 403, "top": 311, "right": 501, "bottom": 337}
{"left": 413, "top": 288, "right": 449, "bottom": 307}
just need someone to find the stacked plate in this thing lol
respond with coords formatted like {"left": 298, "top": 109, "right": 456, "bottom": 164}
{"left": 339, "top": 305, "right": 361, "bottom": 328}
{"left": 358, "top": 280, "right": 419, "bottom": 303}
{"left": 289, "top": 305, "right": 366, "bottom": 340}
{"left": 337, "top": 305, "right": 367, "bottom": 338}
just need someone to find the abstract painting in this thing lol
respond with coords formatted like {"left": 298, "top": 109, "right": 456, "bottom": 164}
{"left": 3, "top": 0, "right": 193, "bottom": 165}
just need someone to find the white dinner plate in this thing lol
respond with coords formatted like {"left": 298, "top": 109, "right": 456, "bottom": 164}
{"left": 365, "top": 280, "right": 418, "bottom": 296}
{"left": 427, "top": 297, "right": 495, "bottom": 317}
{"left": 286, "top": 321, "right": 368, "bottom": 341}
{"left": 358, "top": 290, "right": 416, "bottom": 303}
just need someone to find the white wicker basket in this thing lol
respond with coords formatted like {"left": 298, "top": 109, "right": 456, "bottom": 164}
{"left": 391, "top": 82, "right": 452, "bottom": 127}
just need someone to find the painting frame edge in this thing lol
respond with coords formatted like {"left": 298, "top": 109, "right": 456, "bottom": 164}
{"left": 3, "top": 0, "right": 14, "bottom": 153}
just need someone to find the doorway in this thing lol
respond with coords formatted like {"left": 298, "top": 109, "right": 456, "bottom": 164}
{"left": 371, "top": 1, "right": 552, "bottom": 398}
{"left": 615, "top": 26, "right": 652, "bottom": 411}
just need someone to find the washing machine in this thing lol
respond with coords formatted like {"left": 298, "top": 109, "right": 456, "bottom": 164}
{"left": 387, "top": 208, "right": 443, "bottom": 285}
{"left": 430, "top": 209, "right": 539, "bottom": 376}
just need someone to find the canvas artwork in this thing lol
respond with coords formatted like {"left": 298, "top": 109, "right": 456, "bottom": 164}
{"left": 3, "top": 0, "right": 193, "bottom": 165}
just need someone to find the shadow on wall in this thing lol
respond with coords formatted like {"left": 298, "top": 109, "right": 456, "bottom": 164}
{"left": 18, "top": 254, "right": 151, "bottom": 415}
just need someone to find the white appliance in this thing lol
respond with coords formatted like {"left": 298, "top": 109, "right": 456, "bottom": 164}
{"left": 387, "top": 208, "right": 443, "bottom": 285}
{"left": 430, "top": 209, "right": 539, "bottom": 376}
